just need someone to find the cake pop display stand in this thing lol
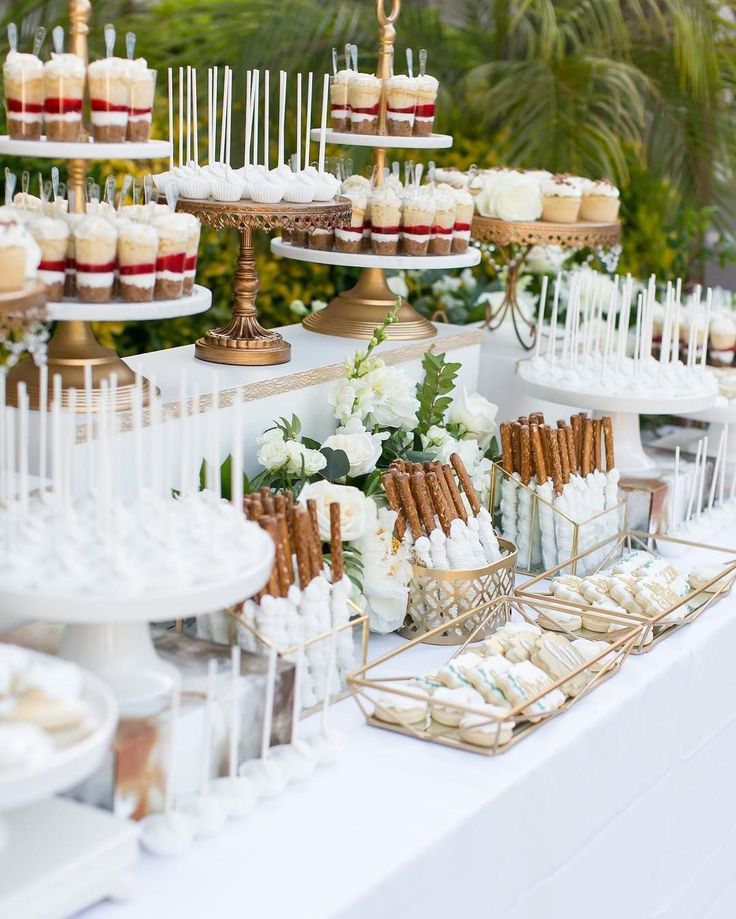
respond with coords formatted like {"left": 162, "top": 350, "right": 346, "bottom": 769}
{"left": 272, "top": 240, "right": 481, "bottom": 339}
{"left": 298, "top": 0, "right": 462, "bottom": 341}
{"left": 0, "top": 543, "right": 274, "bottom": 715}
{"left": 471, "top": 216, "right": 622, "bottom": 350}
{"left": 0, "top": 654, "right": 137, "bottom": 919}
{"left": 0, "top": 280, "right": 47, "bottom": 339}
{"left": 6, "top": 286, "right": 212, "bottom": 411}
{"left": 518, "top": 374, "right": 717, "bottom": 477}
{"left": 177, "top": 198, "right": 350, "bottom": 366}
{"left": 0, "top": 137, "right": 171, "bottom": 160}
{"left": 681, "top": 402, "right": 736, "bottom": 462}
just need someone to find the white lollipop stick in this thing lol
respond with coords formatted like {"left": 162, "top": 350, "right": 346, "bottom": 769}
{"left": 672, "top": 445, "right": 680, "bottom": 528}
{"left": 17, "top": 383, "right": 28, "bottom": 516}
{"left": 38, "top": 363, "right": 48, "bottom": 490}
{"left": 228, "top": 644, "right": 241, "bottom": 783}
{"left": 165, "top": 677, "right": 182, "bottom": 814}
{"left": 244, "top": 70, "right": 252, "bottom": 166}
{"left": 200, "top": 659, "right": 217, "bottom": 796}
{"left": 226, "top": 67, "right": 233, "bottom": 166}
{"left": 207, "top": 68, "right": 213, "bottom": 165}
{"left": 186, "top": 65, "right": 191, "bottom": 165}
{"left": 231, "top": 399, "right": 243, "bottom": 511}
{"left": 708, "top": 428, "right": 725, "bottom": 509}
{"left": 547, "top": 272, "right": 560, "bottom": 359}
{"left": 318, "top": 72, "right": 329, "bottom": 173}
{"left": 192, "top": 68, "right": 198, "bottom": 165}
{"left": 178, "top": 66, "right": 184, "bottom": 167}
{"left": 696, "top": 436, "right": 708, "bottom": 517}
{"left": 719, "top": 426, "right": 729, "bottom": 505}
{"left": 253, "top": 70, "right": 260, "bottom": 167}
{"left": 167, "top": 68, "right": 174, "bottom": 169}
{"left": 263, "top": 69, "right": 270, "bottom": 169}
{"left": 260, "top": 645, "right": 278, "bottom": 760}
{"left": 304, "top": 71, "right": 313, "bottom": 169}
{"left": 219, "top": 66, "right": 228, "bottom": 164}
{"left": 213, "top": 65, "right": 219, "bottom": 163}
{"left": 534, "top": 274, "right": 548, "bottom": 360}
{"left": 296, "top": 73, "right": 302, "bottom": 170}
{"left": 701, "top": 287, "right": 712, "bottom": 369}
{"left": 277, "top": 70, "right": 286, "bottom": 167}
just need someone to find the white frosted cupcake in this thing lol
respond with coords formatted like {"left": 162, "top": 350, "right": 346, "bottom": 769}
{"left": 541, "top": 176, "right": 581, "bottom": 223}
{"left": 580, "top": 179, "right": 620, "bottom": 222}
{"left": 73, "top": 217, "right": 118, "bottom": 302}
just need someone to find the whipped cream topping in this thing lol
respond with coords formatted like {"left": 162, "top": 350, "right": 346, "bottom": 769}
{"left": 43, "top": 52, "right": 85, "bottom": 79}
{"left": 73, "top": 215, "right": 117, "bottom": 242}
{"left": 87, "top": 56, "right": 131, "bottom": 81}
{"left": 542, "top": 177, "right": 581, "bottom": 198}
{"left": 4, "top": 50, "right": 43, "bottom": 80}
{"left": 585, "top": 179, "right": 620, "bottom": 198}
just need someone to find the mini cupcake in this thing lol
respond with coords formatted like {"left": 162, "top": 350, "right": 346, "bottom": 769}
{"left": 4, "top": 50, "right": 44, "bottom": 140}
{"left": 348, "top": 73, "right": 381, "bottom": 135}
{"left": 369, "top": 185, "right": 402, "bottom": 255}
{"left": 413, "top": 74, "right": 439, "bottom": 136}
{"left": 541, "top": 176, "right": 581, "bottom": 223}
{"left": 171, "top": 163, "right": 212, "bottom": 200}
{"left": 450, "top": 186, "right": 474, "bottom": 253}
{"left": 249, "top": 173, "right": 285, "bottom": 204}
{"left": 87, "top": 56, "right": 131, "bottom": 143}
{"left": 385, "top": 74, "right": 417, "bottom": 136}
{"left": 335, "top": 189, "right": 368, "bottom": 253}
{"left": 428, "top": 188, "right": 456, "bottom": 256}
{"left": 31, "top": 216, "right": 69, "bottom": 301}
{"left": 400, "top": 190, "right": 434, "bottom": 256}
{"left": 330, "top": 69, "right": 353, "bottom": 132}
{"left": 282, "top": 170, "right": 316, "bottom": 204}
{"left": 73, "top": 217, "right": 117, "bottom": 303}
{"left": 117, "top": 220, "right": 158, "bottom": 302}
{"left": 151, "top": 212, "right": 189, "bottom": 299}
{"left": 579, "top": 179, "right": 620, "bottom": 222}
{"left": 126, "top": 58, "right": 156, "bottom": 142}
{"left": 42, "top": 52, "right": 85, "bottom": 142}
{"left": 201, "top": 164, "right": 246, "bottom": 202}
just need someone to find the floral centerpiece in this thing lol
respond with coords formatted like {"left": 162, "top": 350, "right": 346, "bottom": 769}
{"left": 249, "top": 301, "right": 499, "bottom": 633}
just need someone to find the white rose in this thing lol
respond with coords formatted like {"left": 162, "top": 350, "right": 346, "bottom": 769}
{"left": 422, "top": 424, "right": 450, "bottom": 449}
{"left": 490, "top": 172, "right": 542, "bottom": 222}
{"left": 361, "top": 554, "right": 412, "bottom": 633}
{"left": 323, "top": 429, "right": 383, "bottom": 477}
{"left": 302, "top": 448, "right": 327, "bottom": 477}
{"left": 299, "top": 481, "right": 368, "bottom": 541}
{"left": 435, "top": 435, "right": 484, "bottom": 473}
{"left": 256, "top": 429, "right": 289, "bottom": 471}
{"left": 473, "top": 170, "right": 507, "bottom": 218}
{"left": 447, "top": 386, "right": 498, "bottom": 449}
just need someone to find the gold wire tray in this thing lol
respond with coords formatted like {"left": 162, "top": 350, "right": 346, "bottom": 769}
{"left": 231, "top": 600, "right": 369, "bottom": 718}
{"left": 400, "top": 537, "right": 517, "bottom": 644}
{"left": 488, "top": 463, "right": 626, "bottom": 575}
{"left": 517, "top": 529, "right": 736, "bottom": 653}
{"left": 349, "top": 595, "right": 641, "bottom": 755}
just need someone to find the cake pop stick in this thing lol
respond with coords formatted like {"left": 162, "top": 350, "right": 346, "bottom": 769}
{"left": 450, "top": 453, "right": 482, "bottom": 515}
{"left": 304, "top": 71, "right": 313, "bottom": 169}
{"left": 219, "top": 66, "right": 228, "bottom": 164}
{"left": 263, "top": 69, "right": 270, "bottom": 170}
{"left": 278, "top": 70, "right": 286, "bottom": 167}
{"left": 296, "top": 72, "right": 302, "bottom": 171}
{"left": 671, "top": 445, "right": 680, "bottom": 526}
{"left": 168, "top": 68, "right": 175, "bottom": 168}
{"left": 534, "top": 275, "right": 549, "bottom": 360}
{"left": 252, "top": 69, "right": 259, "bottom": 167}
{"left": 397, "top": 472, "right": 422, "bottom": 540}
{"left": 701, "top": 288, "right": 712, "bottom": 369}
{"left": 225, "top": 67, "right": 233, "bottom": 166}
{"left": 696, "top": 436, "right": 708, "bottom": 516}
{"left": 318, "top": 72, "right": 329, "bottom": 173}
{"left": 178, "top": 66, "right": 184, "bottom": 166}
{"left": 708, "top": 427, "right": 725, "bottom": 509}
{"left": 686, "top": 439, "right": 703, "bottom": 521}
{"left": 719, "top": 426, "right": 729, "bottom": 505}
{"left": 186, "top": 65, "right": 191, "bottom": 164}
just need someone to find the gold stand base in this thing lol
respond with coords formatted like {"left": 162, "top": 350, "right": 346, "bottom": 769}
{"left": 194, "top": 321, "right": 291, "bottom": 366}
{"left": 6, "top": 320, "right": 148, "bottom": 412}
{"left": 302, "top": 267, "right": 436, "bottom": 341}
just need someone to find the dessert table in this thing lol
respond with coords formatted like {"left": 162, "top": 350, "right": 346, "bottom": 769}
{"left": 80, "top": 521, "right": 736, "bottom": 919}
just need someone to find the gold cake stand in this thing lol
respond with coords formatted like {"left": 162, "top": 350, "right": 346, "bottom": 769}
{"left": 471, "top": 215, "right": 622, "bottom": 350}
{"left": 177, "top": 197, "right": 351, "bottom": 365}
{"left": 0, "top": 282, "right": 47, "bottom": 338}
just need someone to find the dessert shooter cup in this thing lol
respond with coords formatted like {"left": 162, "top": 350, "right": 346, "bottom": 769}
{"left": 385, "top": 75, "right": 417, "bottom": 136}
{"left": 62, "top": 212, "right": 84, "bottom": 297}
{"left": 413, "top": 75, "right": 439, "bottom": 137}
{"left": 31, "top": 217, "right": 70, "bottom": 301}
{"left": 307, "top": 227, "right": 335, "bottom": 250}
{"left": 428, "top": 191, "right": 455, "bottom": 256}
{"left": 117, "top": 221, "right": 158, "bottom": 302}
{"left": 181, "top": 213, "right": 201, "bottom": 295}
{"left": 370, "top": 188, "right": 402, "bottom": 256}
{"left": 335, "top": 191, "right": 367, "bottom": 253}
{"left": 400, "top": 195, "right": 434, "bottom": 256}
{"left": 330, "top": 71, "right": 351, "bottom": 133}
{"left": 74, "top": 217, "right": 118, "bottom": 303}
{"left": 127, "top": 62, "right": 156, "bottom": 142}
{"left": 451, "top": 191, "right": 474, "bottom": 253}
{"left": 348, "top": 74, "right": 381, "bottom": 135}
{"left": 152, "top": 213, "right": 189, "bottom": 299}
{"left": 88, "top": 57, "right": 131, "bottom": 143}
{"left": 4, "top": 51, "right": 44, "bottom": 140}
{"left": 0, "top": 219, "right": 29, "bottom": 292}
{"left": 43, "top": 53, "right": 85, "bottom": 142}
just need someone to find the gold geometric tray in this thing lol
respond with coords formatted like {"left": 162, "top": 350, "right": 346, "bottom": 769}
{"left": 517, "top": 529, "right": 736, "bottom": 653}
{"left": 349, "top": 594, "right": 641, "bottom": 756}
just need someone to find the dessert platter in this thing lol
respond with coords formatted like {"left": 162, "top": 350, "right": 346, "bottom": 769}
{"left": 170, "top": 66, "right": 351, "bottom": 364}
{"left": 490, "top": 410, "right": 624, "bottom": 575}
{"left": 517, "top": 272, "right": 718, "bottom": 475}
{"left": 271, "top": 0, "right": 480, "bottom": 342}
{"left": 349, "top": 595, "right": 640, "bottom": 755}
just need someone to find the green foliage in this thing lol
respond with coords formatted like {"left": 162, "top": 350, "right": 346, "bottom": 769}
{"left": 414, "top": 351, "right": 461, "bottom": 437}
{"left": 317, "top": 447, "right": 350, "bottom": 482}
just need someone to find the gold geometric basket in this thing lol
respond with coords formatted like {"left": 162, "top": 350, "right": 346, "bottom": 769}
{"left": 399, "top": 538, "right": 517, "bottom": 644}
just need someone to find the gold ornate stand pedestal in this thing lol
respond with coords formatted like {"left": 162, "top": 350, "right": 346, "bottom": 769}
{"left": 472, "top": 216, "right": 622, "bottom": 350}
{"left": 178, "top": 198, "right": 350, "bottom": 365}
{"left": 303, "top": 267, "right": 435, "bottom": 340}
{"left": 0, "top": 281, "right": 47, "bottom": 338}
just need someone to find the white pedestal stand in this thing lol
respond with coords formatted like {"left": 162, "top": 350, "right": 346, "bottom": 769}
{"left": 681, "top": 403, "right": 736, "bottom": 462}
{"left": 518, "top": 374, "right": 717, "bottom": 477}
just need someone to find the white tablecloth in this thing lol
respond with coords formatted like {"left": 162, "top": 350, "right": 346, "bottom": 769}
{"left": 81, "top": 560, "right": 736, "bottom": 919}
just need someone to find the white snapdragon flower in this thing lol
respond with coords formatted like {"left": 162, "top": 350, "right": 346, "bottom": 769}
{"left": 386, "top": 272, "right": 409, "bottom": 299}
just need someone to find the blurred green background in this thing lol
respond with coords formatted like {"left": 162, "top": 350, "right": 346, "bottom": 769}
{"left": 2, "top": 0, "right": 735, "bottom": 353}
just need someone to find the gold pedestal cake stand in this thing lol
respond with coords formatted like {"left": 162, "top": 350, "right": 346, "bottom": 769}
{"left": 471, "top": 216, "right": 622, "bottom": 350}
{"left": 0, "top": 282, "right": 47, "bottom": 338}
{"left": 177, "top": 198, "right": 350, "bottom": 365}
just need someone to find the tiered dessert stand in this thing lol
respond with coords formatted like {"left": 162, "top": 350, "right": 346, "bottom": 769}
{"left": 0, "top": 280, "right": 47, "bottom": 341}
{"left": 472, "top": 215, "right": 622, "bottom": 349}
{"left": 178, "top": 198, "right": 350, "bottom": 365}
{"left": 1, "top": 0, "right": 212, "bottom": 411}
{"left": 270, "top": 0, "right": 481, "bottom": 341}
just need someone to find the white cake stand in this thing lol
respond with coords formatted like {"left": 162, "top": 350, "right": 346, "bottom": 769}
{"left": 271, "top": 238, "right": 480, "bottom": 271}
{"left": 0, "top": 136, "right": 171, "bottom": 160}
{"left": 309, "top": 128, "right": 452, "bottom": 149}
{"left": 680, "top": 401, "right": 736, "bottom": 461}
{"left": 8, "top": 286, "right": 212, "bottom": 411}
{"left": 0, "top": 529, "right": 274, "bottom": 715}
{"left": 517, "top": 372, "right": 717, "bottom": 476}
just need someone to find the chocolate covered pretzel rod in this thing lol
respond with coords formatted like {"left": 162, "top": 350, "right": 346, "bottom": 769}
{"left": 520, "top": 424, "right": 532, "bottom": 486}
{"left": 257, "top": 515, "right": 282, "bottom": 597}
{"left": 530, "top": 424, "right": 548, "bottom": 484}
{"left": 382, "top": 472, "right": 407, "bottom": 540}
{"left": 592, "top": 418, "right": 602, "bottom": 471}
{"left": 275, "top": 513, "right": 294, "bottom": 590}
{"left": 428, "top": 460, "right": 456, "bottom": 516}
{"left": 411, "top": 471, "right": 437, "bottom": 536}
{"left": 602, "top": 416, "right": 615, "bottom": 471}
{"left": 330, "top": 502, "right": 344, "bottom": 583}
{"left": 450, "top": 452, "right": 482, "bottom": 515}
{"left": 291, "top": 507, "right": 314, "bottom": 589}
{"left": 581, "top": 418, "right": 593, "bottom": 477}
{"left": 500, "top": 422, "right": 514, "bottom": 475}
{"left": 396, "top": 472, "right": 423, "bottom": 540}
{"left": 426, "top": 470, "right": 452, "bottom": 536}
{"left": 557, "top": 425, "right": 570, "bottom": 484}
{"left": 545, "top": 427, "right": 564, "bottom": 495}
{"left": 442, "top": 463, "right": 468, "bottom": 522}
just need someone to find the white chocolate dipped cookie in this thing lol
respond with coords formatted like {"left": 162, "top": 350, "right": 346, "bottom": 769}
{"left": 459, "top": 704, "right": 515, "bottom": 748}
{"left": 465, "top": 657, "right": 513, "bottom": 709}
{"left": 431, "top": 686, "right": 485, "bottom": 727}
{"left": 531, "top": 634, "right": 588, "bottom": 696}
{"left": 495, "top": 661, "right": 566, "bottom": 716}
{"left": 537, "top": 606, "right": 583, "bottom": 632}
{"left": 372, "top": 689, "right": 428, "bottom": 726}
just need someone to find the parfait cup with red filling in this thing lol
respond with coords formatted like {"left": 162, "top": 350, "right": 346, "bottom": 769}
{"left": 43, "top": 52, "right": 85, "bottom": 141}
{"left": 88, "top": 57, "right": 130, "bottom": 143}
